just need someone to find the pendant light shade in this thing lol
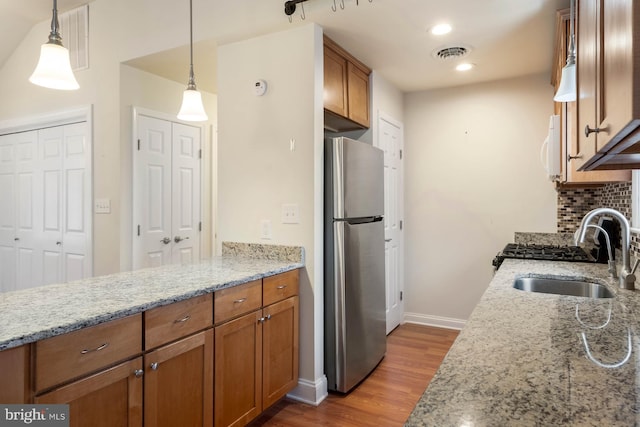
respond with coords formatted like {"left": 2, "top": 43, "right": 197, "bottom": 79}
{"left": 554, "top": 62, "right": 576, "bottom": 102}
{"left": 177, "top": 0, "right": 208, "bottom": 122}
{"left": 554, "top": 0, "right": 576, "bottom": 102}
{"left": 29, "top": 0, "right": 79, "bottom": 90}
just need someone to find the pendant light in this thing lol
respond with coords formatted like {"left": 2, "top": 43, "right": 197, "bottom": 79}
{"left": 554, "top": 0, "right": 576, "bottom": 102}
{"left": 29, "top": 0, "right": 79, "bottom": 90}
{"left": 177, "top": 0, "right": 208, "bottom": 121}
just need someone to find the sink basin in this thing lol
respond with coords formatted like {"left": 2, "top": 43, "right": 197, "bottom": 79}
{"left": 513, "top": 277, "right": 613, "bottom": 299}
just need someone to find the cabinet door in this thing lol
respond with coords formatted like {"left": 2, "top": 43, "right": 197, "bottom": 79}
{"left": 598, "top": 0, "right": 635, "bottom": 153}
{"left": 214, "top": 310, "right": 262, "bottom": 427}
{"left": 0, "top": 345, "right": 30, "bottom": 403}
{"left": 324, "top": 47, "right": 348, "bottom": 117}
{"left": 575, "top": 0, "right": 600, "bottom": 170}
{"left": 144, "top": 329, "right": 213, "bottom": 427}
{"left": 35, "top": 357, "right": 143, "bottom": 427}
{"left": 262, "top": 296, "right": 299, "bottom": 409}
{"left": 347, "top": 62, "right": 370, "bottom": 128}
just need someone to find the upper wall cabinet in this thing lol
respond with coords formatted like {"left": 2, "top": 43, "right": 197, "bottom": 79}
{"left": 552, "top": 7, "right": 630, "bottom": 184}
{"left": 574, "top": 0, "right": 640, "bottom": 171}
{"left": 323, "top": 36, "right": 371, "bottom": 132}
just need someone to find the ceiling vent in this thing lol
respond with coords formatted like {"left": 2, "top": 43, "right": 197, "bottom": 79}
{"left": 432, "top": 45, "right": 471, "bottom": 61}
{"left": 59, "top": 5, "right": 89, "bottom": 71}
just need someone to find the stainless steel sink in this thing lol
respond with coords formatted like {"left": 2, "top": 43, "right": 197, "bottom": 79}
{"left": 513, "top": 277, "right": 613, "bottom": 299}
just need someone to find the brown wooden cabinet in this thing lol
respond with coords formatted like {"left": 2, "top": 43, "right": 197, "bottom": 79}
{"left": 0, "top": 345, "right": 31, "bottom": 403}
{"left": 35, "top": 357, "right": 143, "bottom": 427}
{"left": 324, "top": 35, "right": 371, "bottom": 131}
{"left": 214, "top": 270, "right": 300, "bottom": 427}
{"left": 144, "top": 329, "right": 213, "bottom": 427}
{"left": 552, "top": 7, "right": 630, "bottom": 184}
{"left": 574, "top": 0, "right": 640, "bottom": 170}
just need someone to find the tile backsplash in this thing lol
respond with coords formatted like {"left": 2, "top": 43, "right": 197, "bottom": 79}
{"left": 557, "top": 181, "right": 639, "bottom": 257}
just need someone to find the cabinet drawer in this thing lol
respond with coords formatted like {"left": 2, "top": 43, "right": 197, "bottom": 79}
{"left": 263, "top": 270, "right": 299, "bottom": 306}
{"left": 214, "top": 280, "right": 262, "bottom": 324}
{"left": 35, "top": 314, "right": 142, "bottom": 393}
{"left": 145, "top": 294, "right": 213, "bottom": 350}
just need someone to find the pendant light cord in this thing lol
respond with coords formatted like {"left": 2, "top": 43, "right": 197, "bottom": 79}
{"left": 187, "top": 0, "right": 197, "bottom": 90}
{"left": 567, "top": 0, "right": 576, "bottom": 66}
{"left": 49, "top": 0, "right": 63, "bottom": 46}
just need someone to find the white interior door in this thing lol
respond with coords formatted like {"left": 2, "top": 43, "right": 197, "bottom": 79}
{"left": 135, "top": 115, "right": 172, "bottom": 268}
{"left": 376, "top": 114, "right": 404, "bottom": 334}
{"left": 0, "top": 118, "right": 91, "bottom": 292}
{"left": 171, "top": 123, "right": 201, "bottom": 264}
{"left": 0, "top": 133, "right": 18, "bottom": 292}
{"left": 134, "top": 114, "right": 201, "bottom": 269}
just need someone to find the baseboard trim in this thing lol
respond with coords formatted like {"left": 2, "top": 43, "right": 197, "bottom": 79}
{"left": 286, "top": 375, "right": 328, "bottom": 406}
{"left": 404, "top": 312, "right": 466, "bottom": 330}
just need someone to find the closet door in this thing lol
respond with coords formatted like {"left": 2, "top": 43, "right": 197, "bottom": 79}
{"left": 134, "top": 115, "right": 201, "bottom": 270}
{"left": 0, "top": 133, "right": 18, "bottom": 292}
{"left": 171, "top": 123, "right": 201, "bottom": 265}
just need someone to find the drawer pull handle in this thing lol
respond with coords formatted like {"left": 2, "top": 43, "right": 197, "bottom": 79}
{"left": 174, "top": 315, "right": 191, "bottom": 323}
{"left": 80, "top": 342, "right": 109, "bottom": 354}
{"left": 276, "top": 285, "right": 287, "bottom": 290}
{"left": 234, "top": 298, "right": 247, "bottom": 304}
{"left": 134, "top": 369, "right": 144, "bottom": 378}
{"left": 150, "top": 362, "right": 159, "bottom": 371}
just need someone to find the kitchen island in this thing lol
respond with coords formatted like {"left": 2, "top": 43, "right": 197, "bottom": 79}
{"left": 406, "top": 258, "right": 640, "bottom": 426}
{"left": 0, "top": 242, "right": 304, "bottom": 350}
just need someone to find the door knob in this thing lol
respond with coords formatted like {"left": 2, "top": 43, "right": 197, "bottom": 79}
{"left": 161, "top": 237, "right": 171, "bottom": 245}
{"left": 174, "top": 236, "right": 190, "bottom": 243}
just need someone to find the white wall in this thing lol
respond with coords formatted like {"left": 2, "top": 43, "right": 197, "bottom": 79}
{"left": 404, "top": 73, "right": 557, "bottom": 326}
{"left": 217, "top": 23, "right": 326, "bottom": 404}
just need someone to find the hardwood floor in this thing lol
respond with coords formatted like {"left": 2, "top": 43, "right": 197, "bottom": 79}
{"left": 248, "top": 324, "right": 459, "bottom": 427}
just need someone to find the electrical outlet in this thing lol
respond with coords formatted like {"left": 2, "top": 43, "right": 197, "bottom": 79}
{"left": 281, "top": 204, "right": 299, "bottom": 224}
{"left": 260, "top": 219, "right": 272, "bottom": 239}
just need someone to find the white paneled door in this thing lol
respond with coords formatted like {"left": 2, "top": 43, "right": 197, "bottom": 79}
{"left": 134, "top": 114, "right": 201, "bottom": 270}
{"left": 376, "top": 114, "right": 404, "bottom": 334}
{"left": 0, "top": 121, "right": 91, "bottom": 292}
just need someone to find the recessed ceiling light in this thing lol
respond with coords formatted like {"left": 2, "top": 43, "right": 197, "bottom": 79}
{"left": 456, "top": 63, "right": 475, "bottom": 72}
{"left": 430, "top": 24, "right": 452, "bottom": 36}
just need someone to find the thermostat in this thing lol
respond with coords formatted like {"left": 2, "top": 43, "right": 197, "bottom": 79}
{"left": 254, "top": 79, "right": 267, "bottom": 96}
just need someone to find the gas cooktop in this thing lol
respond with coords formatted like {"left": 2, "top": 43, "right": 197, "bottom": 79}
{"left": 492, "top": 243, "right": 593, "bottom": 269}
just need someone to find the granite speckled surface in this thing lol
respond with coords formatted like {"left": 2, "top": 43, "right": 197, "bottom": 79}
{"left": 406, "top": 259, "right": 640, "bottom": 426}
{"left": 514, "top": 232, "right": 576, "bottom": 246}
{"left": 0, "top": 244, "right": 304, "bottom": 351}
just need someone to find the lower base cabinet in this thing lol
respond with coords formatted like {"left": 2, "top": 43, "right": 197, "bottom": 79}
{"left": 35, "top": 357, "right": 143, "bottom": 427}
{"left": 214, "top": 296, "right": 299, "bottom": 427}
{"left": 144, "top": 329, "right": 214, "bottom": 427}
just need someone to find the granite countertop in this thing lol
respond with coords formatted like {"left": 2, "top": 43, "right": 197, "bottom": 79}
{"left": 406, "top": 258, "right": 640, "bottom": 426}
{"left": 0, "top": 242, "right": 304, "bottom": 351}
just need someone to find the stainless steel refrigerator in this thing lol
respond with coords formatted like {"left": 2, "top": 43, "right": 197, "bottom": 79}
{"left": 324, "top": 136, "right": 386, "bottom": 393}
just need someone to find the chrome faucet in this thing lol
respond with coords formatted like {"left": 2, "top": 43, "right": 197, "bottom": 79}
{"left": 574, "top": 208, "right": 639, "bottom": 290}
{"left": 585, "top": 224, "right": 617, "bottom": 279}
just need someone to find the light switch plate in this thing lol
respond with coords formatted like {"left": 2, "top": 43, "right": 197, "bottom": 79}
{"left": 281, "top": 204, "right": 299, "bottom": 224}
{"left": 95, "top": 198, "right": 111, "bottom": 214}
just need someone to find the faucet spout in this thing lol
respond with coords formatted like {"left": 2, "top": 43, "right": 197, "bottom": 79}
{"left": 575, "top": 208, "right": 636, "bottom": 290}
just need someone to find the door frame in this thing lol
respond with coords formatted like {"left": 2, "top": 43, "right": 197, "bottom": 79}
{"left": 374, "top": 110, "right": 405, "bottom": 333}
{"left": 131, "top": 107, "right": 206, "bottom": 269}
{"left": 0, "top": 106, "right": 94, "bottom": 283}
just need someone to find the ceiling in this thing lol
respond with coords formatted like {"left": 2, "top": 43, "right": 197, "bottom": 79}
{"left": 1, "top": 0, "right": 569, "bottom": 94}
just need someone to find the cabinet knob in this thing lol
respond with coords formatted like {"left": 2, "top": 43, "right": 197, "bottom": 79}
{"left": 150, "top": 362, "right": 159, "bottom": 371}
{"left": 585, "top": 125, "right": 602, "bottom": 137}
{"left": 134, "top": 369, "right": 144, "bottom": 378}
{"left": 567, "top": 154, "right": 583, "bottom": 162}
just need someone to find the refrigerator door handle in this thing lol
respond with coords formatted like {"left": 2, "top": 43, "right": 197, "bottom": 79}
{"left": 334, "top": 221, "right": 347, "bottom": 388}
